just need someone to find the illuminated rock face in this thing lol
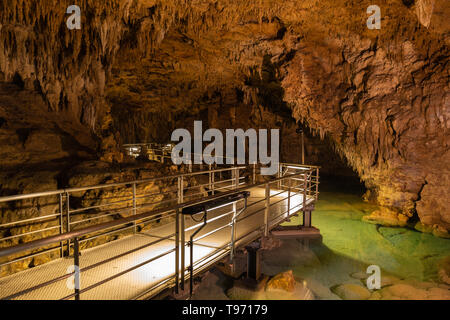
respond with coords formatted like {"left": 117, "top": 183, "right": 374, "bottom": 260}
{"left": 282, "top": 29, "right": 449, "bottom": 232}
{"left": 0, "top": 1, "right": 449, "bottom": 232}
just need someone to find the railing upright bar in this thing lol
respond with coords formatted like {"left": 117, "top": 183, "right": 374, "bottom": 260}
{"left": 180, "top": 213, "right": 185, "bottom": 292}
{"left": 133, "top": 183, "right": 137, "bottom": 234}
{"left": 59, "top": 193, "right": 64, "bottom": 258}
{"left": 212, "top": 169, "right": 215, "bottom": 195}
{"left": 264, "top": 183, "right": 270, "bottom": 237}
{"left": 73, "top": 237, "right": 80, "bottom": 300}
{"left": 315, "top": 168, "right": 319, "bottom": 201}
{"left": 287, "top": 178, "right": 291, "bottom": 217}
{"left": 230, "top": 201, "right": 237, "bottom": 262}
{"left": 278, "top": 163, "right": 282, "bottom": 189}
{"left": 189, "top": 211, "right": 207, "bottom": 298}
{"left": 66, "top": 192, "right": 70, "bottom": 256}
{"left": 175, "top": 209, "right": 180, "bottom": 294}
{"left": 308, "top": 171, "right": 312, "bottom": 197}
{"left": 177, "top": 176, "right": 185, "bottom": 291}
{"left": 208, "top": 164, "right": 212, "bottom": 194}
{"left": 303, "top": 171, "right": 307, "bottom": 225}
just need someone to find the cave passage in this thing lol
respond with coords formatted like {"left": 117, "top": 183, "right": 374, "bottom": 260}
{"left": 0, "top": 0, "right": 449, "bottom": 302}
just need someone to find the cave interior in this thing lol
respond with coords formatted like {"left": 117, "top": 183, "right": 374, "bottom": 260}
{"left": 0, "top": 0, "right": 449, "bottom": 300}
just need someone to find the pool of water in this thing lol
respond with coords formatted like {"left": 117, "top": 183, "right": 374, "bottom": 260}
{"left": 279, "top": 176, "right": 450, "bottom": 299}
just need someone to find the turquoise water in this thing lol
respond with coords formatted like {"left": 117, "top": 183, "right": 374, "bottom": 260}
{"left": 280, "top": 178, "right": 450, "bottom": 299}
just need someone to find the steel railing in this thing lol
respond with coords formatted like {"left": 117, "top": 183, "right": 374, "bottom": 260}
{"left": 123, "top": 143, "right": 245, "bottom": 174}
{"left": 0, "top": 163, "right": 319, "bottom": 300}
{"left": 0, "top": 166, "right": 245, "bottom": 271}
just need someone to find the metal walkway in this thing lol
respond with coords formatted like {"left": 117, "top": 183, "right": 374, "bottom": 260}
{"left": 0, "top": 164, "right": 319, "bottom": 300}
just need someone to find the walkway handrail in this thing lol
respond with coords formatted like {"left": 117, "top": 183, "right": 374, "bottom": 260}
{"left": 0, "top": 170, "right": 311, "bottom": 260}
{"left": 0, "top": 163, "right": 320, "bottom": 203}
{"left": 0, "top": 166, "right": 247, "bottom": 203}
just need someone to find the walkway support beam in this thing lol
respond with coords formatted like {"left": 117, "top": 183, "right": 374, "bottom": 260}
{"left": 73, "top": 237, "right": 80, "bottom": 300}
{"left": 132, "top": 183, "right": 137, "bottom": 234}
{"left": 59, "top": 193, "right": 64, "bottom": 258}
{"left": 175, "top": 209, "right": 180, "bottom": 294}
{"left": 66, "top": 192, "right": 70, "bottom": 256}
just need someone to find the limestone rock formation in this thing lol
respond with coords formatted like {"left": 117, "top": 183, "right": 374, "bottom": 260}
{"left": 0, "top": 0, "right": 448, "bottom": 234}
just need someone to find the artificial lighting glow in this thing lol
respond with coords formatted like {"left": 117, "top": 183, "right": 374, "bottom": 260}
{"left": 131, "top": 244, "right": 215, "bottom": 284}
{"left": 286, "top": 165, "right": 310, "bottom": 170}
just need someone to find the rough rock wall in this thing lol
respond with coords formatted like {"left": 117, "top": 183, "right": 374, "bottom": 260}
{"left": 280, "top": 1, "right": 449, "bottom": 230}
{"left": 0, "top": 82, "right": 97, "bottom": 169}
{"left": 104, "top": 1, "right": 449, "bottom": 230}
{"left": 0, "top": 0, "right": 187, "bottom": 160}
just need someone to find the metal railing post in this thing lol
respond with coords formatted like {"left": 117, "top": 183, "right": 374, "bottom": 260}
{"left": 175, "top": 209, "right": 180, "bottom": 294}
{"left": 211, "top": 168, "right": 215, "bottom": 195}
{"left": 315, "top": 168, "right": 319, "bottom": 201}
{"left": 302, "top": 171, "right": 307, "bottom": 225}
{"left": 230, "top": 201, "right": 237, "bottom": 262}
{"left": 234, "top": 168, "right": 239, "bottom": 189}
{"left": 73, "top": 237, "right": 80, "bottom": 300}
{"left": 278, "top": 163, "right": 282, "bottom": 189}
{"left": 66, "top": 192, "right": 70, "bottom": 256}
{"left": 180, "top": 212, "right": 185, "bottom": 291}
{"left": 252, "top": 163, "right": 256, "bottom": 184}
{"left": 188, "top": 211, "right": 207, "bottom": 299}
{"left": 303, "top": 171, "right": 307, "bottom": 206}
{"left": 132, "top": 183, "right": 137, "bottom": 234}
{"left": 177, "top": 176, "right": 185, "bottom": 291}
{"left": 208, "top": 164, "right": 212, "bottom": 194}
{"left": 287, "top": 178, "right": 291, "bottom": 217}
{"left": 308, "top": 171, "right": 312, "bottom": 197}
{"left": 264, "top": 183, "right": 270, "bottom": 237}
{"left": 58, "top": 193, "right": 64, "bottom": 258}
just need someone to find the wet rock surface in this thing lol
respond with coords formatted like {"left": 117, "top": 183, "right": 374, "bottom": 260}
{"left": 331, "top": 284, "right": 371, "bottom": 300}
{"left": 265, "top": 270, "right": 296, "bottom": 292}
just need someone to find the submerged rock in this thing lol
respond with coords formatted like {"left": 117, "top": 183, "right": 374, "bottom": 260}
{"left": 362, "top": 208, "right": 409, "bottom": 227}
{"left": 373, "top": 283, "right": 450, "bottom": 300}
{"left": 332, "top": 284, "right": 371, "bottom": 300}
{"left": 437, "top": 256, "right": 450, "bottom": 285}
{"left": 414, "top": 222, "right": 450, "bottom": 239}
{"left": 226, "top": 270, "right": 313, "bottom": 300}
{"left": 265, "top": 270, "right": 296, "bottom": 292}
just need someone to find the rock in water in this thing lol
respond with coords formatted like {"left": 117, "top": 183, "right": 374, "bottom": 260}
{"left": 266, "top": 270, "right": 296, "bottom": 292}
{"left": 332, "top": 284, "right": 371, "bottom": 300}
{"left": 362, "top": 208, "right": 409, "bottom": 227}
{"left": 437, "top": 256, "right": 450, "bottom": 285}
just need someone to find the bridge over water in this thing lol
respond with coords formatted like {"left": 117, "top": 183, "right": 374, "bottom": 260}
{"left": 0, "top": 162, "right": 319, "bottom": 300}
